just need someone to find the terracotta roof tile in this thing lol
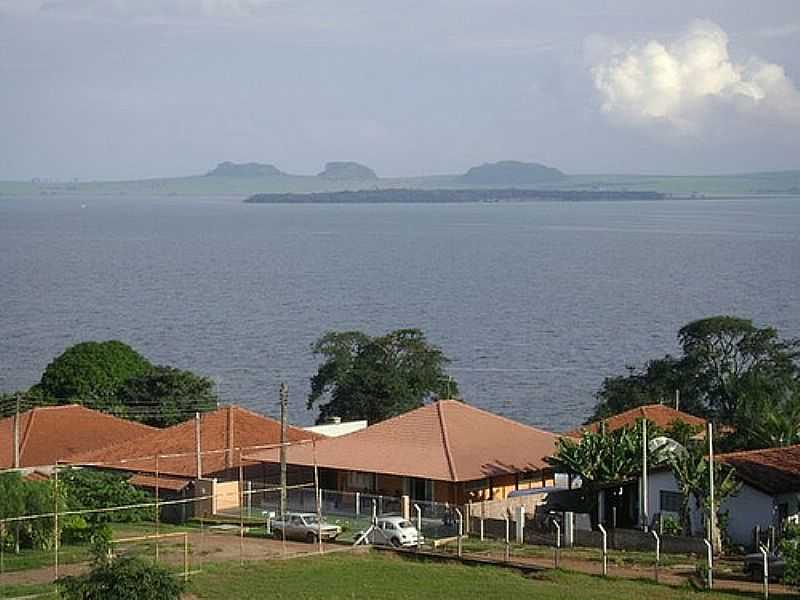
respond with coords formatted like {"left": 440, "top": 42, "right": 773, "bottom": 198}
{"left": 566, "top": 404, "right": 706, "bottom": 438}
{"left": 244, "top": 400, "right": 559, "bottom": 482}
{"left": 718, "top": 444, "right": 800, "bottom": 495}
{"left": 0, "top": 405, "right": 156, "bottom": 469}
{"left": 66, "top": 405, "right": 320, "bottom": 479}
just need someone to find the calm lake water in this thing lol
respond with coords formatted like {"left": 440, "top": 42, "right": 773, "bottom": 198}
{"left": 1, "top": 195, "right": 798, "bottom": 431}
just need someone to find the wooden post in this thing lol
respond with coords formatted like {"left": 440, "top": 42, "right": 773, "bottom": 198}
{"left": 708, "top": 422, "right": 717, "bottom": 553}
{"left": 239, "top": 461, "right": 244, "bottom": 566}
{"left": 195, "top": 412, "right": 202, "bottom": 480}
{"left": 184, "top": 533, "right": 189, "bottom": 583}
{"left": 313, "top": 438, "right": 323, "bottom": 554}
{"left": 53, "top": 462, "right": 59, "bottom": 581}
{"left": 12, "top": 395, "right": 20, "bottom": 469}
{"left": 155, "top": 455, "right": 160, "bottom": 563}
{"left": 279, "top": 383, "right": 288, "bottom": 521}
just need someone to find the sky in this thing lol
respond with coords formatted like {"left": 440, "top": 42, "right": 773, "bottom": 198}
{"left": 1, "top": 0, "right": 799, "bottom": 180}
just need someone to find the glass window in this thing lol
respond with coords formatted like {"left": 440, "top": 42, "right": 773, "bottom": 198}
{"left": 660, "top": 491, "right": 683, "bottom": 513}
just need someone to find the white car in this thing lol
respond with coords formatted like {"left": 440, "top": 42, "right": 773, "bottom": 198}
{"left": 368, "top": 516, "right": 424, "bottom": 548}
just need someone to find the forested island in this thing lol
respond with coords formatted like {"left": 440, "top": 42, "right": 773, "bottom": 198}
{"left": 244, "top": 188, "right": 666, "bottom": 204}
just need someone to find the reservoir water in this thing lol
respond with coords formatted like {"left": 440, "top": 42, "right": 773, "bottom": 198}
{"left": 1, "top": 195, "right": 798, "bottom": 431}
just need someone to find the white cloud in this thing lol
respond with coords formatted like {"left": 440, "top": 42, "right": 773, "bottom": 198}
{"left": 591, "top": 20, "right": 800, "bottom": 132}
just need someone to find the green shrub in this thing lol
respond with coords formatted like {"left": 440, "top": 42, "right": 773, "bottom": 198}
{"left": 58, "top": 555, "right": 183, "bottom": 600}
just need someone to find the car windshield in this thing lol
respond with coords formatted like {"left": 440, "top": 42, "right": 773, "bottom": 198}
{"left": 397, "top": 521, "right": 414, "bottom": 529}
{"left": 303, "top": 515, "right": 319, "bottom": 525}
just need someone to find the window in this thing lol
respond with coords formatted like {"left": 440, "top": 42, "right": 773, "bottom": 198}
{"left": 660, "top": 491, "right": 683, "bottom": 513}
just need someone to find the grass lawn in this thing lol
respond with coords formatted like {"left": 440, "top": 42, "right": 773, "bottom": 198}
{"left": 187, "top": 552, "right": 789, "bottom": 600}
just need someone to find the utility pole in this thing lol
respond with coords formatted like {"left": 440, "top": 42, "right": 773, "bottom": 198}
{"left": 194, "top": 412, "right": 202, "bottom": 480}
{"left": 674, "top": 389, "right": 680, "bottom": 411}
{"left": 279, "top": 383, "right": 288, "bottom": 520}
{"left": 708, "top": 422, "right": 717, "bottom": 553}
{"left": 13, "top": 393, "right": 20, "bottom": 469}
{"left": 641, "top": 419, "right": 648, "bottom": 531}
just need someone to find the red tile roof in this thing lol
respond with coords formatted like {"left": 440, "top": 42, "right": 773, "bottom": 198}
{"left": 244, "top": 400, "right": 559, "bottom": 483}
{"left": 66, "top": 405, "right": 320, "bottom": 479}
{"left": 566, "top": 404, "right": 707, "bottom": 438}
{"left": 718, "top": 444, "right": 800, "bottom": 495}
{"left": 0, "top": 405, "right": 156, "bottom": 469}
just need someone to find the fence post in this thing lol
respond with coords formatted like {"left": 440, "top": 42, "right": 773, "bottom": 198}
{"left": 402, "top": 496, "right": 410, "bottom": 521}
{"left": 598, "top": 524, "right": 608, "bottom": 576}
{"left": 480, "top": 515, "right": 484, "bottom": 542}
{"left": 553, "top": 520, "right": 561, "bottom": 569}
{"left": 760, "top": 544, "right": 769, "bottom": 600}
{"left": 504, "top": 515, "right": 510, "bottom": 562}
{"left": 414, "top": 504, "right": 422, "bottom": 551}
{"left": 455, "top": 508, "right": 463, "bottom": 558}
{"left": 372, "top": 499, "right": 377, "bottom": 525}
{"left": 704, "top": 539, "right": 713, "bottom": 589}
{"left": 355, "top": 492, "right": 360, "bottom": 517}
{"left": 247, "top": 481, "right": 253, "bottom": 517}
{"left": 183, "top": 533, "right": 189, "bottom": 583}
{"left": 651, "top": 530, "right": 660, "bottom": 583}
{"left": 515, "top": 506, "right": 525, "bottom": 545}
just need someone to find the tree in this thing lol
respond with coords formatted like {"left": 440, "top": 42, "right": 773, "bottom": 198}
{"left": 115, "top": 366, "right": 217, "bottom": 427}
{"left": 678, "top": 316, "right": 799, "bottom": 421}
{"left": 546, "top": 425, "right": 657, "bottom": 527}
{"left": 307, "top": 329, "right": 458, "bottom": 424}
{"left": 61, "top": 469, "right": 153, "bottom": 524}
{"left": 39, "top": 341, "right": 152, "bottom": 410}
{"left": 667, "top": 444, "right": 740, "bottom": 548}
{"left": 58, "top": 555, "right": 184, "bottom": 600}
{"left": 725, "top": 376, "right": 800, "bottom": 450}
{"left": 591, "top": 356, "right": 706, "bottom": 422}
{"left": 590, "top": 316, "right": 799, "bottom": 426}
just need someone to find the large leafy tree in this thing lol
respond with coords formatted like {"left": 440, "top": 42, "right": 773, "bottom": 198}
{"left": 307, "top": 328, "right": 458, "bottom": 424}
{"left": 725, "top": 375, "right": 800, "bottom": 450}
{"left": 39, "top": 341, "right": 152, "bottom": 410}
{"left": 679, "top": 316, "right": 799, "bottom": 420}
{"left": 591, "top": 316, "right": 799, "bottom": 426}
{"left": 61, "top": 469, "right": 153, "bottom": 524}
{"left": 115, "top": 366, "right": 217, "bottom": 427}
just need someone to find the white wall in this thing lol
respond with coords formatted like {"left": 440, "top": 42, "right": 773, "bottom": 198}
{"left": 721, "top": 485, "right": 774, "bottom": 547}
{"left": 644, "top": 469, "right": 778, "bottom": 548}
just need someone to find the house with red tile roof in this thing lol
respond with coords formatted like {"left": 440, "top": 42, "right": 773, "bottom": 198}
{"left": 66, "top": 405, "right": 319, "bottom": 483}
{"left": 566, "top": 404, "right": 707, "bottom": 438}
{"left": 244, "top": 400, "right": 559, "bottom": 505}
{"left": 641, "top": 443, "right": 800, "bottom": 549}
{"left": 0, "top": 404, "right": 156, "bottom": 473}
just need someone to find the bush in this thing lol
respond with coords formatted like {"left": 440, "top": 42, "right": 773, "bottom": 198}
{"left": 61, "top": 469, "right": 153, "bottom": 524}
{"left": 782, "top": 536, "right": 800, "bottom": 589}
{"left": 660, "top": 516, "right": 681, "bottom": 536}
{"left": 58, "top": 555, "right": 184, "bottom": 600}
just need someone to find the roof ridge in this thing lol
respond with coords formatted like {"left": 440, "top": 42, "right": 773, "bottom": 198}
{"left": 445, "top": 399, "right": 559, "bottom": 438}
{"left": 18, "top": 407, "right": 38, "bottom": 463}
{"left": 436, "top": 401, "right": 458, "bottom": 481}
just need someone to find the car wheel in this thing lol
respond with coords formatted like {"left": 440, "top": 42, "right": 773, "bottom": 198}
{"left": 391, "top": 538, "right": 401, "bottom": 548}
{"left": 306, "top": 532, "right": 317, "bottom": 544}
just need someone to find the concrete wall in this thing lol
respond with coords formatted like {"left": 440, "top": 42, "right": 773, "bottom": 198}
{"left": 468, "top": 492, "right": 552, "bottom": 521}
{"left": 721, "top": 484, "right": 774, "bottom": 548}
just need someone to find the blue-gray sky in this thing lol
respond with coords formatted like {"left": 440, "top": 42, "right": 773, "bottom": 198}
{"left": 1, "top": 0, "right": 799, "bottom": 180}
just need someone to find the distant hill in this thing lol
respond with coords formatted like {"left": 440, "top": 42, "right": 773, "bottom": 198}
{"left": 461, "top": 161, "right": 565, "bottom": 184}
{"left": 317, "top": 161, "right": 378, "bottom": 180}
{"left": 206, "top": 162, "right": 285, "bottom": 177}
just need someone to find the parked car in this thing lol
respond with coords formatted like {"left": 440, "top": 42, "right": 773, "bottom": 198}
{"left": 743, "top": 549, "right": 784, "bottom": 581}
{"left": 270, "top": 512, "right": 342, "bottom": 543}
{"left": 368, "top": 516, "right": 424, "bottom": 548}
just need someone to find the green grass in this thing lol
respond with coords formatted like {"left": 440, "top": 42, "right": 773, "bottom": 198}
{"left": 0, "top": 581, "right": 56, "bottom": 598}
{"left": 188, "top": 552, "right": 790, "bottom": 600}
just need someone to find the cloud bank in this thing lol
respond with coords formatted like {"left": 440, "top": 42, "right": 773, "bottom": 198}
{"left": 591, "top": 20, "right": 800, "bottom": 132}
